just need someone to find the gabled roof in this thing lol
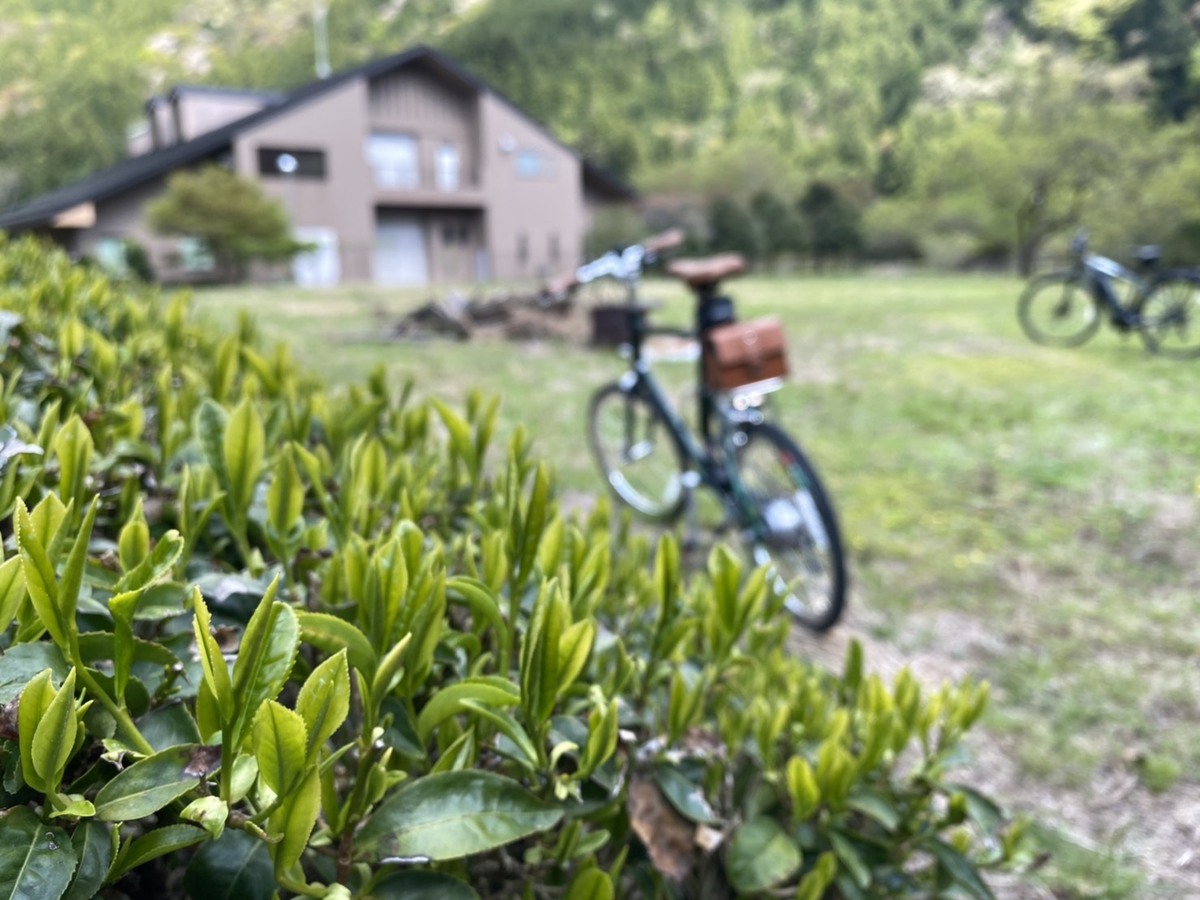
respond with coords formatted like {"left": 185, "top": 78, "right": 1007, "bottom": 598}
{"left": 0, "top": 45, "right": 635, "bottom": 231}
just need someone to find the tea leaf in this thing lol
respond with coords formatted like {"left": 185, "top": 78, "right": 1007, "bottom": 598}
{"left": 94, "top": 745, "right": 207, "bottom": 821}
{"left": 229, "top": 582, "right": 298, "bottom": 747}
{"left": 65, "top": 821, "right": 115, "bottom": 900}
{"left": 556, "top": 619, "right": 595, "bottom": 700}
{"left": 923, "top": 837, "right": 996, "bottom": 899}
{"left": 0, "top": 556, "right": 27, "bottom": 634}
{"left": 195, "top": 401, "right": 231, "bottom": 490}
{"left": 459, "top": 700, "right": 540, "bottom": 770}
{"left": 725, "top": 816, "right": 802, "bottom": 893}
{"left": 369, "top": 871, "right": 479, "bottom": 899}
{"left": 417, "top": 678, "right": 522, "bottom": 744}
{"left": 445, "top": 577, "right": 507, "bottom": 645}
{"left": 15, "top": 498, "right": 67, "bottom": 649}
{"left": 115, "top": 530, "right": 184, "bottom": 594}
{"left": 117, "top": 499, "right": 150, "bottom": 574}
{"left": 295, "top": 650, "right": 350, "bottom": 764}
{"left": 180, "top": 796, "right": 229, "bottom": 841}
{"left": 32, "top": 669, "right": 77, "bottom": 789}
{"left": 192, "top": 590, "right": 233, "bottom": 724}
{"left": 182, "top": 829, "right": 273, "bottom": 900}
{"left": 0, "top": 806, "right": 76, "bottom": 900}
{"left": 297, "top": 611, "right": 376, "bottom": 677}
{"left": 52, "top": 416, "right": 93, "bottom": 522}
{"left": 564, "top": 868, "right": 613, "bottom": 900}
{"left": 224, "top": 398, "right": 265, "bottom": 517}
{"left": 356, "top": 771, "right": 563, "bottom": 862}
{"left": 268, "top": 766, "right": 320, "bottom": 878}
{"left": 252, "top": 701, "right": 308, "bottom": 795}
{"left": 108, "top": 824, "right": 207, "bottom": 882}
{"left": 17, "top": 667, "right": 56, "bottom": 792}
{"left": 794, "top": 852, "right": 838, "bottom": 900}
{"left": 56, "top": 497, "right": 99, "bottom": 650}
{"left": 266, "top": 445, "right": 304, "bottom": 539}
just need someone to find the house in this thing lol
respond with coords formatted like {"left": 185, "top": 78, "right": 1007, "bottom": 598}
{"left": 0, "top": 46, "right": 635, "bottom": 286}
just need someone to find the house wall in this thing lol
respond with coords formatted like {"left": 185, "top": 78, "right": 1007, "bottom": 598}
{"left": 174, "top": 92, "right": 275, "bottom": 143}
{"left": 478, "top": 94, "right": 585, "bottom": 282}
{"left": 234, "top": 79, "right": 376, "bottom": 281}
{"left": 369, "top": 67, "right": 480, "bottom": 189}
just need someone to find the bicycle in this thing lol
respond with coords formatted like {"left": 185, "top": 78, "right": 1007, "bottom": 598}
{"left": 1018, "top": 233, "right": 1200, "bottom": 358}
{"left": 555, "top": 232, "right": 847, "bottom": 632}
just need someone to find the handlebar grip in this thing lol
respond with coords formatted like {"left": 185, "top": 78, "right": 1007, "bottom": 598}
{"left": 643, "top": 228, "right": 686, "bottom": 254}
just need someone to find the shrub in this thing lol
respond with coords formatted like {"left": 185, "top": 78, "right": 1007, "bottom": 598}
{"left": 0, "top": 235, "right": 1024, "bottom": 898}
{"left": 798, "top": 182, "right": 865, "bottom": 267}
{"left": 709, "top": 196, "right": 762, "bottom": 259}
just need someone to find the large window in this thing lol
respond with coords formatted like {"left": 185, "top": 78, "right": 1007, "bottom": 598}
{"left": 435, "top": 143, "right": 461, "bottom": 192}
{"left": 257, "top": 148, "right": 326, "bottom": 179}
{"left": 368, "top": 134, "right": 420, "bottom": 189}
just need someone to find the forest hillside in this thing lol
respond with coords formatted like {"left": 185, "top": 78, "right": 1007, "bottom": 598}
{"left": 3, "top": 0, "right": 1200, "bottom": 267}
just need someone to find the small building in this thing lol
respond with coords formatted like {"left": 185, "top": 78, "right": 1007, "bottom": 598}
{"left": 0, "top": 46, "right": 635, "bottom": 286}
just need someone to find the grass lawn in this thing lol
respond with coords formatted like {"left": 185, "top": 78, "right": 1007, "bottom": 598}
{"left": 191, "top": 272, "right": 1200, "bottom": 897}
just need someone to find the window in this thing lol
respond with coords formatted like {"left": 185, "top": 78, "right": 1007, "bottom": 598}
{"left": 180, "top": 237, "right": 216, "bottom": 273}
{"left": 516, "top": 232, "right": 529, "bottom": 268}
{"left": 548, "top": 234, "right": 560, "bottom": 266}
{"left": 516, "top": 150, "right": 543, "bottom": 179}
{"left": 435, "top": 143, "right": 461, "bottom": 192}
{"left": 95, "top": 238, "right": 129, "bottom": 278}
{"left": 368, "top": 134, "right": 419, "bottom": 189}
{"left": 257, "top": 148, "right": 326, "bottom": 178}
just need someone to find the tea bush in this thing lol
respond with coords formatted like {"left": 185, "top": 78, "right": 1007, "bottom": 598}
{"left": 0, "top": 235, "right": 1024, "bottom": 898}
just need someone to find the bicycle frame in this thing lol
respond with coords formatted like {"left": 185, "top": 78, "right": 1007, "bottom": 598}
{"left": 1080, "top": 254, "right": 1148, "bottom": 325}
{"left": 612, "top": 292, "right": 766, "bottom": 521}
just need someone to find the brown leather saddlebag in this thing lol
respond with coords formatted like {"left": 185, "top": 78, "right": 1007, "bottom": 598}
{"left": 703, "top": 316, "right": 789, "bottom": 391}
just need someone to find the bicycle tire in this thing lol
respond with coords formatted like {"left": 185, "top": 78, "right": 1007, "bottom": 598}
{"left": 1017, "top": 273, "right": 1101, "bottom": 347}
{"left": 587, "top": 381, "right": 688, "bottom": 521}
{"left": 1138, "top": 272, "right": 1200, "bottom": 359}
{"left": 731, "top": 422, "right": 846, "bottom": 632}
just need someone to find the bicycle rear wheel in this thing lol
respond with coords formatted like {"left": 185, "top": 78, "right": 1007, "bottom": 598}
{"left": 1017, "top": 273, "right": 1101, "bottom": 347}
{"left": 1138, "top": 274, "right": 1200, "bottom": 359}
{"left": 588, "top": 382, "right": 688, "bottom": 521}
{"left": 731, "top": 422, "right": 846, "bottom": 632}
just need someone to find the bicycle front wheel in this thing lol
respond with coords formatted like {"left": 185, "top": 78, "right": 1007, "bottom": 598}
{"left": 1018, "top": 274, "right": 1101, "bottom": 347}
{"left": 588, "top": 382, "right": 688, "bottom": 521}
{"left": 732, "top": 422, "right": 846, "bottom": 632}
{"left": 1139, "top": 274, "right": 1200, "bottom": 359}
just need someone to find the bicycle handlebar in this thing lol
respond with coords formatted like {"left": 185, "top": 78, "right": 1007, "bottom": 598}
{"left": 643, "top": 228, "right": 686, "bottom": 254}
{"left": 551, "top": 230, "right": 687, "bottom": 292}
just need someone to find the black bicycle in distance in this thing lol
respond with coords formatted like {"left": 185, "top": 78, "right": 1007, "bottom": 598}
{"left": 1018, "top": 233, "right": 1200, "bottom": 358}
{"left": 552, "top": 232, "right": 847, "bottom": 632}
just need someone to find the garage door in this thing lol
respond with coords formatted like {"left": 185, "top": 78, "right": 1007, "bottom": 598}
{"left": 375, "top": 216, "right": 428, "bottom": 286}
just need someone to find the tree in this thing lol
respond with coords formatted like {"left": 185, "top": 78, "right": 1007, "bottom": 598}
{"left": 903, "top": 50, "right": 1144, "bottom": 273}
{"left": 798, "top": 181, "right": 864, "bottom": 267}
{"left": 708, "top": 196, "right": 762, "bottom": 259}
{"left": 749, "top": 189, "right": 807, "bottom": 264}
{"left": 146, "top": 166, "right": 307, "bottom": 281}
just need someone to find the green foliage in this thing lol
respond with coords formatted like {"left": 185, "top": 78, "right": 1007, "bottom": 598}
{"left": 708, "top": 196, "right": 762, "bottom": 260}
{"left": 799, "top": 182, "right": 865, "bottom": 266}
{"left": 0, "top": 236, "right": 1022, "bottom": 896}
{"left": 146, "top": 166, "right": 307, "bottom": 281}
